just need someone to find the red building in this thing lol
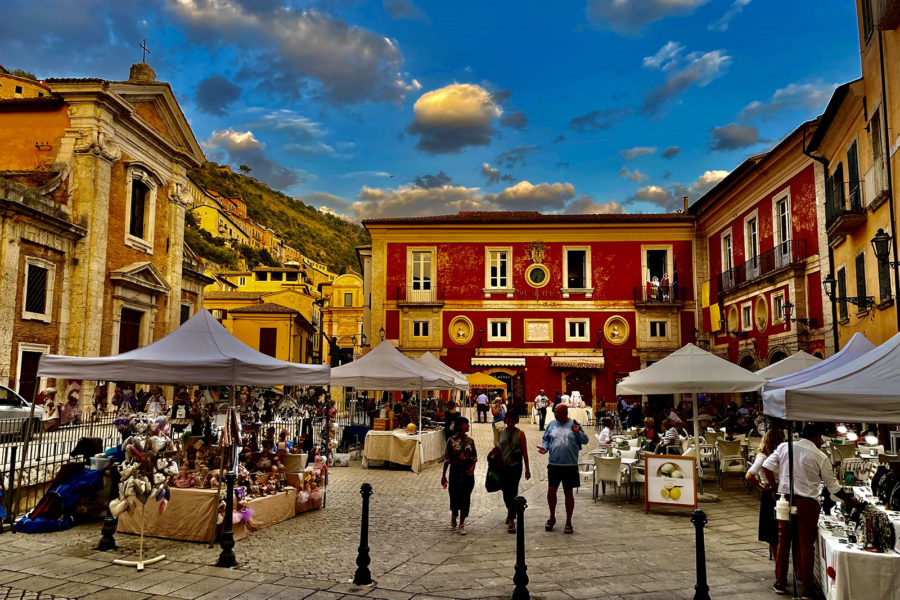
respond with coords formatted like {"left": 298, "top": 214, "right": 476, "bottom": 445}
{"left": 691, "top": 121, "right": 833, "bottom": 367}
{"left": 362, "top": 212, "right": 697, "bottom": 411}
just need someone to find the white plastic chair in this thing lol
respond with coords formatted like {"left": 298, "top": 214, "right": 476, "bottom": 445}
{"left": 593, "top": 455, "right": 626, "bottom": 504}
{"left": 717, "top": 440, "right": 744, "bottom": 489}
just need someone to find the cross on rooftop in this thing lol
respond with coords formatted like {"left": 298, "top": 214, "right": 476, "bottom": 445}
{"left": 140, "top": 39, "right": 150, "bottom": 63}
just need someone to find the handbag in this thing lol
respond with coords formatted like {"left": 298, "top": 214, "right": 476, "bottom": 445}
{"left": 485, "top": 447, "right": 503, "bottom": 493}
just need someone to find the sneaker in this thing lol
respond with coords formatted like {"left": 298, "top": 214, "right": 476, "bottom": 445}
{"left": 771, "top": 583, "right": 787, "bottom": 595}
{"left": 458, "top": 525, "right": 467, "bottom": 535}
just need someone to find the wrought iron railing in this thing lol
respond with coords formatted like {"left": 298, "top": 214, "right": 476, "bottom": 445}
{"left": 716, "top": 239, "right": 806, "bottom": 293}
{"left": 633, "top": 285, "right": 686, "bottom": 304}
{"left": 826, "top": 182, "right": 865, "bottom": 230}
{"left": 396, "top": 286, "right": 445, "bottom": 304}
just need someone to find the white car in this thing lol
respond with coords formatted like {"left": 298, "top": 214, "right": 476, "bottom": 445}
{"left": 0, "top": 385, "right": 44, "bottom": 440}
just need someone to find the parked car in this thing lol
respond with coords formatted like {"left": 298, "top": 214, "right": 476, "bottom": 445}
{"left": 0, "top": 385, "right": 43, "bottom": 441}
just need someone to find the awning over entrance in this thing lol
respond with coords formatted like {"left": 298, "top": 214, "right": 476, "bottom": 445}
{"left": 550, "top": 356, "right": 604, "bottom": 369}
{"left": 471, "top": 357, "right": 526, "bottom": 367}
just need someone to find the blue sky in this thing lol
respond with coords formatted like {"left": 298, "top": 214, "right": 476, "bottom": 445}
{"left": 0, "top": 0, "right": 862, "bottom": 220}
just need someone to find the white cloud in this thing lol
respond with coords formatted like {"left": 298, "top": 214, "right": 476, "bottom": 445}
{"left": 587, "top": 0, "right": 712, "bottom": 34}
{"left": 738, "top": 81, "right": 835, "bottom": 123}
{"left": 406, "top": 83, "right": 503, "bottom": 154}
{"left": 640, "top": 49, "right": 731, "bottom": 116}
{"left": 709, "top": 0, "right": 751, "bottom": 32}
{"left": 566, "top": 195, "right": 626, "bottom": 214}
{"left": 203, "top": 129, "right": 309, "bottom": 190}
{"left": 620, "top": 146, "right": 657, "bottom": 160}
{"left": 626, "top": 170, "right": 729, "bottom": 211}
{"left": 642, "top": 41, "right": 685, "bottom": 71}
{"left": 485, "top": 181, "right": 576, "bottom": 211}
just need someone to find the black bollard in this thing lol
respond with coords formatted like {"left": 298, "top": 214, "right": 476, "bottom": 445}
{"left": 216, "top": 472, "right": 237, "bottom": 568}
{"left": 353, "top": 483, "right": 374, "bottom": 585}
{"left": 511, "top": 495, "right": 529, "bottom": 600}
{"left": 97, "top": 465, "right": 120, "bottom": 550}
{"left": 691, "top": 509, "right": 711, "bottom": 600}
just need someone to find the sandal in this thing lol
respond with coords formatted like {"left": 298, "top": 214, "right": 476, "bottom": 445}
{"left": 507, "top": 520, "right": 516, "bottom": 534}
{"left": 544, "top": 518, "right": 556, "bottom": 531}
{"left": 564, "top": 524, "right": 573, "bottom": 534}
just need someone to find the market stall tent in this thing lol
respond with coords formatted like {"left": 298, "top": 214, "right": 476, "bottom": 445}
{"left": 754, "top": 351, "right": 821, "bottom": 381}
{"left": 466, "top": 372, "right": 507, "bottom": 389}
{"left": 36, "top": 309, "right": 330, "bottom": 386}
{"left": 414, "top": 352, "right": 470, "bottom": 391}
{"left": 330, "top": 341, "right": 454, "bottom": 390}
{"left": 764, "top": 331, "right": 900, "bottom": 423}
{"left": 761, "top": 332, "right": 875, "bottom": 416}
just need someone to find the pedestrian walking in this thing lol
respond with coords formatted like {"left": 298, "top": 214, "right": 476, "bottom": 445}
{"left": 496, "top": 410, "right": 531, "bottom": 533}
{"left": 553, "top": 390, "right": 562, "bottom": 408}
{"left": 537, "top": 404, "right": 588, "bottom": 534}
{"left": 441, "top": 417, "right": 477, "bottom": 535}
{"left": 533, "top": 389, "right": 549, "bottom": 431}
{"left": 761, "top": 423, "right": 862, "bottom": 598}
{"left": 475, "top": 391, "right": 489, "bottom": 423}
{"left": 745, "top": 424, "right": 785, "bottom": 560}
{"left": 443, "top": 400, "right": 460, "bottom": 439}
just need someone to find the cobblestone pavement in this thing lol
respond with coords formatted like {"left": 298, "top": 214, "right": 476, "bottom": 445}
{"left": 0, "top": 421, "right": 787, "bottom": 599}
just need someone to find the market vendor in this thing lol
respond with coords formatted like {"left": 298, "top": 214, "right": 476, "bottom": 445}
{"left": 761, "top": 423, "right": 865, "bottom": 598}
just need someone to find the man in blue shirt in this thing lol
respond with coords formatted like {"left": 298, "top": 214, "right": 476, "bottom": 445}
{"left": 538, "top": 404, "right": 589, "bottom": 534}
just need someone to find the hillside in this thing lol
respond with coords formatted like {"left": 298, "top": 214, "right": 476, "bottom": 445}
{"left": 188, "top": 162, "right": 369, "bottom": 274}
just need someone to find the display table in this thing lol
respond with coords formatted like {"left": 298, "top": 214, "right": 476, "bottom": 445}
{"left": 534, "top": 407, "right": 592, "bottom": 426}
{"left": 816, "top": 520, "right": 900, "bottom": 600}
{"left": 362, "top": 430, "right": 445, "bottom": 473}
{"left": 233, "top": 488, "right": 297, "bottom": 539}
{"left": 117, "top": 487, "right": 218, "bottom": 543}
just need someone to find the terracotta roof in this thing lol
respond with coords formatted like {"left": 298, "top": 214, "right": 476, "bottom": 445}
{"left": 363, "top": 211, "right": 695, "bottom": 227}
{"left": 228, "top": 302, "right": 298, "bottom": 314}
{"left": 204, "top": 290, "right": 272, "bottom": 300}
{"left": 253, "top": 266, "right": 303, "bottom": 272}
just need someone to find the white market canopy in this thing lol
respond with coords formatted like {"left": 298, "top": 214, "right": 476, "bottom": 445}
{"left": 414, "top": 352, "right": 470, "bottom": 391}
{"left": 754, "top": 351, "right": 822, "bottom": 381}
{"left": 763, "top": 331, "right": 900, "bottom": 423}
{"left": 761, "top": 332, "right": 875, "bottom": 417}
{"left": 616, "top": 343, "right": 767, "bottom": 396}
{"left": 330, "top": 341, "right": 455, "bottom": 391}
{"left": 37, "top": 309, "right": 330, "bottom": 386}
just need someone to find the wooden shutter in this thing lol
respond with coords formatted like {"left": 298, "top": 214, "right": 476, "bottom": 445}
{"left": 878, "top": 255, "right": 892, "bottom": 302}
{"left": 25, "top": 263, "right": 48, "bottom": 314}
{"left": 855, "top": 253, "right": 867, "bottom": 303}
{"left": 847, "top": 141, "right": 860, "bottom": 209}
{"left": 837, "top": 269, "right": 848, "bottom": 320}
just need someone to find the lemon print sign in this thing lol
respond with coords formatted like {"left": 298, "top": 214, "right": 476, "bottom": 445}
{"left": 644, "top": 455, "right": 697, "bottom": 513}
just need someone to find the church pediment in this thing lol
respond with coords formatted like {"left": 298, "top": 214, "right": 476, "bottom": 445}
{"left": 110, "top": 261, "right": 171, "bottom": 294}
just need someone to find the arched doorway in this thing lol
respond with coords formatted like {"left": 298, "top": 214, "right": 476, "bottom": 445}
{"left": 769, "top": 350, "right": 788, "bottom": 364}
{"left": 813, "top": 351, "right": 824, "bottom": 359}
{"left": 489, "top": 371, "right": 513, "bottom": 400}
{"left": 564, "top": 372, "right": 593, "bottom": 406}
{"left": 739, "top": 355, "right": 756, "bottom": 371}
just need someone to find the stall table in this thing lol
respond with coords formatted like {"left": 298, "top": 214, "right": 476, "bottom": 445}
{"left": 816, "top": 520, "right": 900, "bottom": 600}
{"left": 233, "top": 488, "right": 297, "bottom": 538}
{"left": 534, "top": 407, "right": 592, "bottom": 426}
{"left": 362, "top": 429, "right": 445, "bottom": 473}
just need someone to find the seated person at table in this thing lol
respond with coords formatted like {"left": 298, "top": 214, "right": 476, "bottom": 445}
{"left": 658, "top": 419, "right": 680, "bottom": 450}
{"left": 596, "top": 418, "right": 613, "bottom": 445}
{"left": 639, "top": 417, "right": 659, "bottom": 450}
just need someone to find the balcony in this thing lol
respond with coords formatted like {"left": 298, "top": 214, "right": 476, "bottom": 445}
{"left": 396, "top": 285, "right": 445, "bottom": 306}
{"left": 716, "top": 239, "right": 806, "bottom": 294}
{"left": 633, "top": 285, "right": 686, "bottom": 307}
{"left": 826, "top": 184, "right": 866, "bottom": 237}
{"left": 864, "top": 158, "right": 889, "bottom": 211}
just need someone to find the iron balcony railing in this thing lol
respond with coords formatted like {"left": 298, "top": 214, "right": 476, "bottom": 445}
{"left": 633, "top": 285, "right": 687, "bottom": 304}
{"left": 396, "top": 285, "right": 445, "bottom": 304}
{"left": 825, "top": 180, "right": 865, "bottom": 230}
{"left": 716, "top": 239, "right": 806, "bottom": 293}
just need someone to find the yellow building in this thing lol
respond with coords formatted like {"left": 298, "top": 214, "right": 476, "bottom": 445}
{"left": 320, "top": 273, "right": 365, "bottom": 366}
{"left": 0, "top": 72, "right": 50, "bottom": 99}
{"left": 226, "top": 303, "right": 315, "bottom": 363}
{"left": 192, "top": 200, "right": 250, "bottom": 247}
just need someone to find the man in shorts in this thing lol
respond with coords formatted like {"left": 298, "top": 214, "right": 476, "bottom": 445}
{"left": 538, "top": 404, "right": 588, "bottom": 534}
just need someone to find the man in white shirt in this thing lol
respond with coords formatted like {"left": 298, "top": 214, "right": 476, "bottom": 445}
{"left": 761, "top": 423, "right": 861, "bottom": 598}
{"left": 533, "top": 389, "right": 549, "bottom": 431}
{"left": 475, "top": 392, "right": 489, "bottom": 423}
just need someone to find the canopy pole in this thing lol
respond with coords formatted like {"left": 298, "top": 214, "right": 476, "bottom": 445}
{"left": 693, "top": 393, "right": 702, "bottom": 495}
{"left": 418, "top": 385, "right": 423, "bottom": 472}
{"left": 787, "top": 421, "right": 799, "bottom": 600}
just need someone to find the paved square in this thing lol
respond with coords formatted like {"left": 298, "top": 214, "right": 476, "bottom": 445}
{"left": 0, "top": 421, "right": 781, "bottom": 599}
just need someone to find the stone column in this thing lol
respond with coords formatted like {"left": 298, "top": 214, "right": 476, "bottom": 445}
{"left": 0, "top": 218, "right": 21, "bottom": 384}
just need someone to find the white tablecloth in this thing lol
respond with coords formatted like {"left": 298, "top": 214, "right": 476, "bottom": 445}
{"left": 533, "top": 407, "right": 592, "bottom": 425}
{"left": 362, "top": 429, "right": 445, "bottom": 473}
{"left": 816, "top": 521, "right": 900, "bottom": 600}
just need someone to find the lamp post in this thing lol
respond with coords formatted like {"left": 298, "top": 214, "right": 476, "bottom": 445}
{"left": 378, "top": 326, "right": 385, "bottom": 341}
{"left": 782, "top": 301, "right": 818, "bottom": 328}
{"left": 717, "top": 317, "right": 747, "bottom": 339}
{"left": 871, "top": 228, "right": 900, "bottom": 331}
{"left": 821, "top": 273, "right": 875, "bottom": 310}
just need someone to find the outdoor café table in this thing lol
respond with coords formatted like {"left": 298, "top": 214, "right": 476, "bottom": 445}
{"left": 621, "top": 457, "right": 639, "bottom": 501}
{"left": 361, "top": 429, "right": 445, "bottom": 473}
{"left": 815, "top": 515, "right": 900, "bottom": 600}
{"left": 541, "top": 407, "right": 592, "bottom": 426}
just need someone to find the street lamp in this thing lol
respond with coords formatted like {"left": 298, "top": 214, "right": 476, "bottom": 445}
{"left": 871, "top": 228, "right": 900, "bottom": 267}
{"left": 822, "top": 273, "right": 875, "bottom": 309}
{"left": 782, "top": 301, "right": 818, "bottom": 327}
{"left": 378, "top": 326, "right": 385, "bottom": 341}
{"left": 359, "top": 333, "right": 368, "bottom": 347}
{"left": 718, "top": 317, "right": 747, "bottom": 339}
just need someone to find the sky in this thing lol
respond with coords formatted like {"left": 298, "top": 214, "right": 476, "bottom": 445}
{"left": 0, "top": 0, "right": 863, "bottom": 221}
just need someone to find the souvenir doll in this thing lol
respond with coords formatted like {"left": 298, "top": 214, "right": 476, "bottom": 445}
{"left": 174, "top": 464, "right": 194, "bottom": 488}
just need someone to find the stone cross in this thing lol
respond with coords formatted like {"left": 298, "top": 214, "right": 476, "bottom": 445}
{"left": 140, "top": 39, "right": 150, "bottom": 63}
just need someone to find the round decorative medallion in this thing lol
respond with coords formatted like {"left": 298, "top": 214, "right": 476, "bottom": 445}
{"left": 755, "top": 297, "right": 768, "bottom": 331}
{"left": 525, "top": 264, "right": 550, "bottom": 288}
{"left": 603, "top": 316, "right": 629, "bottom": 345}
{"left": 449, "top": 316, "right": 474, "bottom": 345}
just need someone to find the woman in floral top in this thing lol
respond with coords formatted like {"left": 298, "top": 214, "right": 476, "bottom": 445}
{"left": 441, "top": 417, "right": 477, "bottom": 535}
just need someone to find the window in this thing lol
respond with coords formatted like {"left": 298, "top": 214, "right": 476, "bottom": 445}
{"left": 720, "top": 232, "right": 734, "bottom": 289}
{"left": 741, "top": 302, "right": 752, "bottom": 332}
{"left": 645, "top": 249, "right": 668, "bottom": 283}
{"left": 23, "top": 258, "right": 54, "bottom": 321}
{"left": 285, "top": 272, "right": 298, "bottom": 282}
{"left": 832, "top": 162, "right": 845, "bottom": 209}
{"left": 412, "top": 321, "right": 429, "bottom": 337}
{"left": 774, "top": 194, "right": 791, "bottom": 265}
{"left": 878, "top": 249, "right": 893, "bottom": 303}
{"left": 238, "top": 277, "right": 246, "bottom": 285}
{"left": 566, "top": 318, "right": 589, "bottom": 341}
{"left": 344, "top": 292, "right": 353, "bottom": 307}
{"left": 745, "top": 216, "right": 758, "bottom": 259}
{"left": 649, "top": 321, "right": 667, "bottom": 338}
{"left": 270, "top": 272, "right": 283, "bottom": 281}
{"left": 118, "top": 307, "right": 144, "bottom": 354}
{"left": 180, "top": 304, "right": 191, "bottom": 324}
{"left": 411, "top": 251, "right": 432, "bottom": 290}
{"left": 872, "top": 108, "right": 884, "bottom": 167}
{"left": 487, "top": 249, "right": 509, "bottom": 289}
{"left": 862, "top": 0, "right": 875, "bottom": 43}
{"left": 14, "top": 85, "right": 22, "bottom": 95}
{"left": 129, "top": 179, "right": 149, "bottom": 238}
{"left": 772, "top": 293, "right": 785, "bottom": 324}
{"left": 259, "top": 328, "right": 277, "bottom": 358}
{"left": 487, "top": 319, "right": 511, "bottom": 341}
{"left": 855, "top": 251, "right": 867, "bottom": 308}
{"left": 565, "top": 249, "right": 587, "bottom": 288}
{"left": 837, "top": 267, "right": 848, "bottom": 321}
{"left": 847, "top": 141, "right": 861, "bottom": 209}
